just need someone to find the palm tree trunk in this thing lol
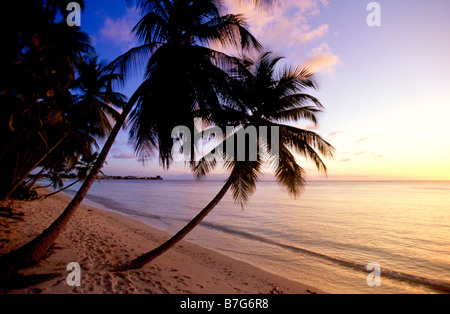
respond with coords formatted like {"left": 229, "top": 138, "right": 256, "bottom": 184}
{"left": 0, "top": 98, "right": 136, "bottom": 272}
{"left": 34, "top": 182, "right": 54, "bottom": 189}
{"left": 25, "top": 163, "right": 49, "bottom": 189}
{"left": 117, "top": 176, "right": 236, "bottom": 271}
{"left": 44, "top": 179, "right": 80, "bottom": 198}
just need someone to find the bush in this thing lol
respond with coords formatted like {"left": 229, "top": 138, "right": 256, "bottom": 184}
{"left": 11, "top": 184, "right": 40, "bottom": 201}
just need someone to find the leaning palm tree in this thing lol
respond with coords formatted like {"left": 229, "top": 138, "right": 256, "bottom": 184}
{"left": 117, "top": 51, "right": 334, "bottom": 270}
{"left": 0, "top": 56, "right": 125, "bottom": 270}
{"left": 114, "top": 0, "right": 261, "bottom": 167}
{"left": 0, "top": 20, "right": 94, "bottom": 201}
{"left": 1, "top": 55, "right": 125, "bottom": 202}
{"left": 44, "top": 153, "right": 105, "bottom": 198}
{"left": 0, "top": 0, "right": 260, "bottom": 271}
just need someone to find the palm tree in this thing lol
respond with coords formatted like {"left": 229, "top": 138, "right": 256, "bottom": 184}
{"left": 0, "top": 0, "right": 92, "bottom": 201}
{"left": 0, "top": 54, "right": 125, "bottom": 201}
{"left": 44, "top": 153, "right": 105, "bottom": 198}
{"left": 117, "top": 51, "right": 334, "bottom": 270}
{"left": 114, "top": 0, "right": 261, "bottom": 167}
{"left": 0, "top": 0, "right": 260, "bottom": 271}
{"left": 0, "top": 52, "right": 125, "bottom": 269}
{"left": 72, "top": 56, "right": 127, "bottom": 140}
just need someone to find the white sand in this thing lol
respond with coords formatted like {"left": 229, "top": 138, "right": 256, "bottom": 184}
{"left": 0, "top": 192, "right": 323, "bottom": 294}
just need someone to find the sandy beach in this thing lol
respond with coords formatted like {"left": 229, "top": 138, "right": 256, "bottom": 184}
{"left": 0, "top": 191, "right": 323, "bottom": 294}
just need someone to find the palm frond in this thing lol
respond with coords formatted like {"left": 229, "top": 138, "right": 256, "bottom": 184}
{"left": 225, "top": 158, "right": 262, "bottom": 208}
{"left": 96, "top": 100, "right": 122, "bottom": 121}
{"left": 107, "top": 43, "right": 158, "bottom": 80}
{"left": 276, "top": 66, "right": 318, "bottom": 96}
{"left": 257, "top": 51, "right": 284, "bottom": 79}
{"left": 278, "top": 93, "right": 324, "bottom": 110}
{"left": 128, "top": 98, "right": 159, "bottom": 163}
{"left": 272, "top": 144, "right": 306, "bottom": 198}
{"left": 196, "top": 14, "right": 262, "bottom": 51}
{"left": 190, "top": 123, "right": 241, "bottom": 178}
{"left": 278, "top": 124, "right": 334, "bottom": 174}
{"left": 267, "top": 106, "right": 321, "bottom": 125}
{"left": 129, "top": 0, "right": 170, "bottom": 21}
{"left": 133, "top": 11, "right": 168, "bottom": 43}
{"left": 192, "top": 154, "right": 219, "bottom": 179}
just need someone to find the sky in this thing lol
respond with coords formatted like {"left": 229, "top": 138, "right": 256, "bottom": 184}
{"left": 79, "top": 0, "right": 450, "bottom": 181}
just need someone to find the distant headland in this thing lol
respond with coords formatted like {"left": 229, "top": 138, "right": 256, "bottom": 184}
{"left": 39, "top": 173, "right": 163, "bottom": 181}
{"left": 100, "top": 175, "right": 163, "bottom": 181}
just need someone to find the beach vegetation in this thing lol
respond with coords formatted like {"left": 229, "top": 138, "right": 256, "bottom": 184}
{"left": 0, "top": 1, "right": 125, "bottom": 202}
{"left": 0, "top": 0, "right": 333, "bottom": 275}
{"left": 0, "top": 0, "right": 125, "bottom": 270}
{"left": 118, "top": 51, "right": 333, "bottom": 270}
{"left": 0, "top": 0, "right": 261, "bottom": 270}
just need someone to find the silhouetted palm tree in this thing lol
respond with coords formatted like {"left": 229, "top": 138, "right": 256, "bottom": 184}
{"left": 72, "top": 56, "right": 127, "bottom": 139}
{"left": 118, "top": 51, "right": 334, "bottom": 270}
{"left": 0, "top": 53, "right": 125, "bottom": 270}
{"left": 115, "top": 0, "right": 261, "bottom": 167}
{"left": 1, "top": 55, "right": 125, "bottom": 201}
{"left": 0, "top": 0, "right": 260, "bottom": 271}
{"left": 0, "top": 0, "right": 92, "bottom": 200}
{"left": 45, "top": 153, "right": 105, "bottom": 198}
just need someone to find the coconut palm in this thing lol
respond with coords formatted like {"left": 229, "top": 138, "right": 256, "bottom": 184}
{"left": 0, "top": 54, "right": 125, "bottom": 201}
{"left": 0, "top": 0, "right": 92, "bottom": 201}
{"left": 44, "top": 153, "right": 105, "bottom": 198}
{"left": 117, "top": 51, "right": 334, "bottom": 270}
{"left": 0, "top": 53, "right": 125, "bottom": 271}
{"left": 115, "top": 0, "right": 261, "bottom": 167}
{"left": 71, "top": 56, "right": 127, "bottom": 139}
{"left": 0, "top": 0, "right": 260, "bottom": 271}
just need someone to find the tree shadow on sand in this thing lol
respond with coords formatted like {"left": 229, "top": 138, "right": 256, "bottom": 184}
{"left": 0, "top": 271, "right": 60, "bottom": 293}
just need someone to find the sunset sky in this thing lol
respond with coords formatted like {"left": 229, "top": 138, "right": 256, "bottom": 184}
{"left": 81, "top": 0, "right": 450, "bottom": 181}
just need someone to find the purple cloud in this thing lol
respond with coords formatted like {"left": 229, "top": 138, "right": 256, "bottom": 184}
{"left": 112, "top": 153, "right": 136, "bottom": 160}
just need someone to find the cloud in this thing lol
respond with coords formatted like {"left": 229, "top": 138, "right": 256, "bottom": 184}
{"left": 355, "top": 134, "right": 372, "bottom": 144}
{"left": 223, "top": 0, "right": 334, "bottom": 62}
{"left": 111, "top": 152, "right": 136, "bottom": 160}
{"left": 302, "top": 123, "right": 319, "bottom": 130}
{"left": 340, "top": 158, "right": 352, "bottom": 162}
{"left": 371, "top": 153, "right": 384, "bottom": 159}
{"left": 353, "top": 151, "right": 365, "bottom": 156}
{"left": 303, "top": 43, "right": 340, "bottom": 75}
{"left": 99, "top": 7, "right": 140, "bottom": 52}
{"left": 299, "top": 24, "right": 330, "bottom": 43}
{"left": 328, "top": 130, "right": 345, "bottom": 137}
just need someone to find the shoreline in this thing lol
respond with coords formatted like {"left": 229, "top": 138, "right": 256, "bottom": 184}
{"left": 0, "top": 191, "right": 324, "bottom": 294}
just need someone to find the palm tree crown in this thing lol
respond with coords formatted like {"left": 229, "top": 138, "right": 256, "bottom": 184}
{"left": 116, "top": 51, "right": 334, "bottom": 270}
{"left": 113, "top": 0, "right": 261, "bottom": 168}
{"left": 195, "top": 51, "right": 335, "bottom": 205}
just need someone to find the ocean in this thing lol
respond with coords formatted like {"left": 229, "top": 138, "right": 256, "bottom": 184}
{"left": 60, "top": 180, "right": 450, "bottom": 294}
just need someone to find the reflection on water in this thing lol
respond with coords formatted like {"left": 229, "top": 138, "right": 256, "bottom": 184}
{"left": 59, "top": 180, "right": 450, "bottom": 294}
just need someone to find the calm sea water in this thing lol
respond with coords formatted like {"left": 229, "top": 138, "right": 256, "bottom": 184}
{"left": 60, "top": 180, "right": 450, "bottom": 294}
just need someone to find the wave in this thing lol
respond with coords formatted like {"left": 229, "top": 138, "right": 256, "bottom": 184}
{"left": 66, "top": 190, "right": 450, "bottom": 293}
{"left": 66, "top": 189, "right": 164, "bottom": 222}
{"left": 199, "top": 221, "right": 450, "bottom": 293}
